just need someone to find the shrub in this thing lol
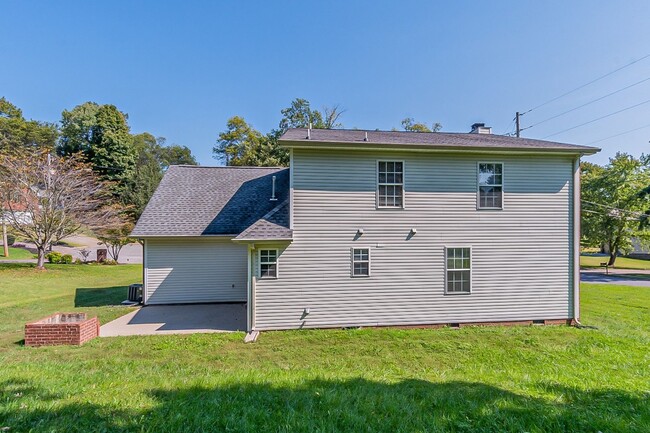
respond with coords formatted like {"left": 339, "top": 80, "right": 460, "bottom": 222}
{"left": 74, "top": 258, "right": 83, "bottom": 265}
{"left": 6, "top": 234, "right": 16, "bottom": 246}
{"left": 60, "top": 254, "right": 73, "bottom": 264}
{"left": 102, "top": 259, "right": 118, "bottom": 266}
{"left": 45, "top": 251, "right": 74, "bottom": 264}
{"left": 46, "top": 251, "right": 62, "bottom": 264}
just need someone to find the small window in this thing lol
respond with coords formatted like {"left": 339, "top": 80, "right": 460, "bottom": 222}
{"left": 478, "top": 163, "right": 503, "bottom": 209}
{"left": 259, "top": 249, "right": 278, "bottom": 279}
{"left": 446, "top": 247, "right": 471, "bottom": 294}
{"left": 378, "top": 161, "right": 404, "bottom": 208}
{"left": 351, "top": 248, "right": 370, "bottom": 277}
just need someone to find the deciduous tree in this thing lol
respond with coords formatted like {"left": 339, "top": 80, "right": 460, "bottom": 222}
{"left": 214, "top": 98, "right": 344, "bottom": 167}
{"left": 401, "top": 117, "right": 442, "bottom": 132}
{"left": 57, "top": 102, "right": 136, "bottom": 195}
{"left": 0, "top": 148, "right": 117, "bottom": 269}
{"left": 0, "top": 97, "right": 58, "bottom": 151}
{"left": 581, "top": 153, "right": 650, "bottom": 265}
{"left": 97, "top": 221, "right": 134, "bottom": 262}
{"left": 124, "top": 133, "right": 197, "bottom": 219}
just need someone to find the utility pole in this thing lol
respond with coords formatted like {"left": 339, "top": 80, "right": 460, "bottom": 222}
{"left": 2, "top": 220, "right": 8, "bottom": 258}
{"left": 515, "top": 111, "right": 521, "bottom": 138}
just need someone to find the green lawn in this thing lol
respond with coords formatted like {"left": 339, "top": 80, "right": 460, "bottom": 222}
{"left": 0, "top": 247, "right": 36, "bottom": 260}
{"left": 580, "top": 254, "right": 650, "bottom": 270}
{"left": 0, "top": 264, "right": 648, "bottom": 432}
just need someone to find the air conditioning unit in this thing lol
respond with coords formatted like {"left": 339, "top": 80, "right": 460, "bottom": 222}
{"left": 128, "top": 284, "right": 143, "bottom": 303}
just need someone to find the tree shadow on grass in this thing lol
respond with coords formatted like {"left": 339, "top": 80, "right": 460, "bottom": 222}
{"left": 2, "top": 378, "right": 648, "bottom": 432}
{"left": 0, "top": 263, "right": 37, "bottom": 271}
{"left": 74, "top": 286, "right": 127, "bottom": 307}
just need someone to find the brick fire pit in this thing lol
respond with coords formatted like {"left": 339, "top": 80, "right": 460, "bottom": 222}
{"left": 25, "top": 313, "right": 99, "bottom": 347}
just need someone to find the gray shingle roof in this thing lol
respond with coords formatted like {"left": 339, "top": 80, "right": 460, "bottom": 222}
{"left": 131, "top": 166, "right": 290, "bottom": 237}
{"left": 234, "top": 200, "right": 292, "bottom": 241}
{"left": 279, "top": 128, "right": 600, "bottom": 155}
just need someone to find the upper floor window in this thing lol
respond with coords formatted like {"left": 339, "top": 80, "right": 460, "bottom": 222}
{"left": 378, "top": 161, "right": 404, "bottom": 208}
{"left": 478, "top": 163, "right": 503, "bottom": 209}
{"left": 259, "top": 249, "right": 278, "bottom": 279}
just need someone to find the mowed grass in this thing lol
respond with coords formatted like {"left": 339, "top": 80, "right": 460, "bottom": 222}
{"left": 0, "top": 247, "right": 36, "bottom": 260}
{"left": 580, "top": 254, "right": 650, "bottom": 270}
{"left": 0, "top": 264, "right": 649, "bottom": 432}
{"left": 0, "top": 263, "right": 141, "bottom": 346}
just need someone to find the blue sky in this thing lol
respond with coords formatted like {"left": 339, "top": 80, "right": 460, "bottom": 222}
{"left": 1, "top": 1, "right": 649, "bottom": 165}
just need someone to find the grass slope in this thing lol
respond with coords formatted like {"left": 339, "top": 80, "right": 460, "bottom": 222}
{"left": 0, "top": 263, "right": 141, "bottom": 346}
{"left": 0, "top": 264, "right": 648, "bottom": 432}
{"left": 0, "top": 247, "right": 35, "bottom": 260}
{"left": 580, "top": 254, "right": 650, "bottom": 270}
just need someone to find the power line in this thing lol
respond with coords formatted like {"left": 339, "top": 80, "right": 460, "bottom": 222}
{"left": 582, "top": 200, "right": 642, "bottom": 214}
{"left": 501, "top": 117, "right": 516, "bottom": 136}
{"left": 522, "top": 53, "right": 650, "bottom": 115}
{"left": 521, "top": 76, "right": 650, "bottom": 132}
{"left": 587, "top": 122, "right": 650, "bottom": 145}
{"left": 542, "top": 97, "right": 650, "bottom": 139}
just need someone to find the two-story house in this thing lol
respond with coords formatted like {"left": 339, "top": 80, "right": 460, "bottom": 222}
{"left": 131, "top": 125, "right": 599, "bottom": 333}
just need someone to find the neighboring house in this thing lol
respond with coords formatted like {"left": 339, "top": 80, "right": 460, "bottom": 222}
{"left": 1, "top": 200, "right": 32, "bottom": 225}
{"left": 132, "top": 125, "right": 599, "bottom": 332}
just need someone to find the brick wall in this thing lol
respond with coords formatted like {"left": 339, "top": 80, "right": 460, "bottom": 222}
{"left": 25, "top": 315, "right": 99, "bottom": 347}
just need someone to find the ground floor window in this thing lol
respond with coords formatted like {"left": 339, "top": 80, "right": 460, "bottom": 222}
{"left": 259, "top": 249, "right": 278, "bottom": 279}
{"left": 446, "top": 247, "right": 471, "bottom": 293}
{"left": 351, "top": 248, "right": 370, "bottom": 277}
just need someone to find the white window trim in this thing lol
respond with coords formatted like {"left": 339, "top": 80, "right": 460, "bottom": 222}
{"left": 350, "top": 247, "right": 371, "bottom": 278}
{"left": 476, "top": 161, "right": 504, "bottom": 210}
{"left": 444, "top": 246, "right": 472, "bottom": 295}
{"left": 258, "top": 248, "right": 279, "bottom": 280}
{"left": 376, "top": 160, "right": 406, "bottom": 209}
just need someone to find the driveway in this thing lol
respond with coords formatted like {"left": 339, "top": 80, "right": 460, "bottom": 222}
{"left": 100, "top": 303, "right": 247, "bottom": 337}
{"left": 580, "top": 271, "right": 650, "bottom": 287}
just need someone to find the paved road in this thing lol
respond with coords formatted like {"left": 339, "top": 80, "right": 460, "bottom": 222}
{"left": 581, "top": 272, "right": 650, "bottom": 287}
{"left": 4, "top": 234, "right": 142, "bottom": 264}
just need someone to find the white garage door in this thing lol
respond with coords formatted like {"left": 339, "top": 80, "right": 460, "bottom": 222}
{"left": 144, "top": 238, "right": 248, "bottom": 305}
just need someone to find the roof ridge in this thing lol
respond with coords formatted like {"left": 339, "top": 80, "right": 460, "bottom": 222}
{"left": 235, "top": 199, "right": 289, "bottom": 240}
{"left": 170, "top": 165, "right": 288, "bottom": 170}
{"left": 260, "top": 198, "right": 289, "bottom": 221}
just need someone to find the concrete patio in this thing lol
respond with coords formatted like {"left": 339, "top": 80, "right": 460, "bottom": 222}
{"left": 100, "top": 303, "right": 247, "bottom": 337}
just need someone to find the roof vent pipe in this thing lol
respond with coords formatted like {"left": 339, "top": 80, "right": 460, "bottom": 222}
{"left": 364, "top": 132, "right": 368, "bottom": 142}
{"left": 307, "top": 127, "right": 311, "bottom": 140}
{"left": 270, "top": 175, "right": 277, "bottom": 201}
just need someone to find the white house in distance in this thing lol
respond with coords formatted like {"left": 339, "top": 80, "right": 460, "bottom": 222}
{"left": 131, "top": 124, "right": 599, "bottom": 332}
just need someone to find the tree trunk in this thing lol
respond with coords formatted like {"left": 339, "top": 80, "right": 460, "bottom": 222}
{"left": 36, "top": 247, "right": 46, "bottom": 269}
{"left": 607, "top": 251, "right": 617, "bottom": 266}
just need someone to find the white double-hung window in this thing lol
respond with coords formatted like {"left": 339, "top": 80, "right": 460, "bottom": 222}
{"left": 478, "top": 163, "right": 503, "bottom": 209}
{"left": 377, "top": 161, "right": 404, "bottom": 208}
{"left": 259, "top": 249, "right": 278, "bottom": 279}
{"left": 445, "top": 247, "right": 471, "bottom": 294}
{"left": 351, "top": 248, "right": 370, "bottom": 277}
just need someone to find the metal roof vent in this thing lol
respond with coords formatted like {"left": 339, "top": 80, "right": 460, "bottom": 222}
{"left": 470, "top": 123, "right": 492, "bottom": 134}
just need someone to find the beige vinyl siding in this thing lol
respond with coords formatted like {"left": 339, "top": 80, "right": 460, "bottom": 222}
{"left": 254, "top": 149, "right": 574, "bottom": 330}
{"left": 144, "top": 237, "right": 247, "bottom": 305}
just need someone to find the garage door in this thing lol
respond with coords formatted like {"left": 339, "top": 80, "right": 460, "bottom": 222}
{"left": 144, "top": 238, "right": 248, "bottom": 304}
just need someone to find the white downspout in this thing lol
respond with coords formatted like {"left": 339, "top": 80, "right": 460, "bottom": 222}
{"left": 247, "top": 244, "right": 253, "bottom": 332}
{"left": 142, "top": 239, "right": 148, "bottom": 305}
{"left": 573, "top": 157, "right": 581, "bottom": 322}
